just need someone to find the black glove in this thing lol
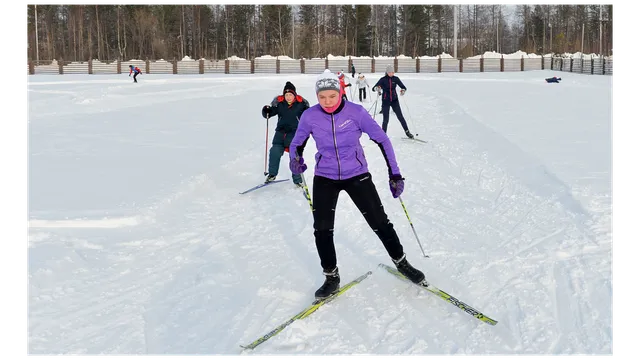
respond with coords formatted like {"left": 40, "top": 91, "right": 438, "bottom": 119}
{"left": 261, "top": 105, "right": 271, "bottom": 119}
{"left": 389, "top": 174, "right": 405, "bottom": 198}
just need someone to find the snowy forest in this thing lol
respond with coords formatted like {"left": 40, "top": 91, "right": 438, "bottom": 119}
{"left": 27, "top": 4, "right": 613, "bottom": 62}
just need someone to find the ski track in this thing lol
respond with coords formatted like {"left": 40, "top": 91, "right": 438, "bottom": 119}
{"left": 28, "top": 75, "right": 611, "bottom": 354}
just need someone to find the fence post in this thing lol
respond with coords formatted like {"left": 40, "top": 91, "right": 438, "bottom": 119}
{"left": 88, "top": 59, "right": 93, "bottom": 74}
{"left": 371, "top": 58, "right": 375, "bottom": 73}
{"left": 146, "top": 59, "right": 150, "bottom": 74}
{"left": 603, "top": 57, "right": 606, "bottom": 75}
{"left": 117, "top": 59, "right": 121, "bottom": 74}
{"left": 348, "top": 56, "right": 353, "bottom": 72}
{"left": 416, "top": 58, "right": 420, "bottom": 73}
{"left": 521, "top": 56, "right": 524, "bottom": 71}
{"left": 250, "top": 59, "right": 255, "bottom": 74}
{"left": 394, "top": 56, "right": 398, "bottom": 72}
{"left": 225, "top": 59, "right": 230, "bottom": 74}
{"left": 570, "top": 58, "right": 574, "bottom": 72}
{"left": 480, "top": 56, "right": 484, "bottom": 72}
{"left": 541, "top": 56, "right": 544, "bottom": 70}
{"left": 459, "top": 58, "right": 463, "bottom": 72}
{"left": 325, "top": 58, "right": 329, "bottom": 70}
{"left": 29, "top": 60, "right": 34, "bottom": 75}
{"left": 500, "top": 55, "right": 504, "bottom": 72}
{"left": 276, "top": 58, "right": 280, "bottom": 74}
{"left": 550, "top": 57, "right": 553, "bottom": 70}
{"left": 199, "top": 59, "right": 204, "bottom": 74}
{"left": 300, "top": 59, "right": 305, "bottom": 74}
{"left": 437, "top": 56, "right": 442, "bottom": 73}
{"left": 173, "top": 58, "right": 177, "bottom": 74}
{"left": 59, "top": 59, "right": 64, "bottom": 74}
{"left": 591, "top": 58, "right": 594, "bottom": 75}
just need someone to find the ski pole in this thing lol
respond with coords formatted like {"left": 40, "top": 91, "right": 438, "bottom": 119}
{"left": 373, "top": 92, "right": 381, "bottom": 121}
{"left": 366, "top": 97, "right": 377, "bottom": 115}
{"left": 401, "top": 95, "right": 417, "bottom": 136}
{"left": 263, "top": 115, "right": 270, "bottom": 176}
{"left": 398, "top": 195, "right": 429, "bottom": 258}
{"left": 301, "top": 174, "right": 313, "bottom": 213}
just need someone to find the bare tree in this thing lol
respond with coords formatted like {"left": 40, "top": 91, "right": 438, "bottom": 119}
{"left": 27, "top": 4, "right": 614, "bottom": 62}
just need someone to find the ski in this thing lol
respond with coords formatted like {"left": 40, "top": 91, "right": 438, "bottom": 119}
{"left": 239, "top": 179, "right": 288, "bottom": 195}
{"left": 378, "top": 263, "right": 498, "bottom": 326}
{"left": 240, "top": 270, "right": 373, "bottom": 350}
{"left": 402, "top": 137, "right": 428, "bottom": 144}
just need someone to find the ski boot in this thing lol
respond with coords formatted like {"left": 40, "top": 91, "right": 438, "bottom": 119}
{"left": 393, "top": 254, "right": 425, "bottom": 284}
{"left": 315, "top": 267, "right": 340, "bottom": 300}
{"left": 405, "top": 130, "right": 415, "bottom": 139}
{"left": 264, "top": 174, "right": 277, "bottom": 183}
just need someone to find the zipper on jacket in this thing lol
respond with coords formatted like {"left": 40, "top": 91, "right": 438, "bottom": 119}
{"left": 389, "top": 78, "right": 393, "bottom": 101}
{"left": 331, "top": 113, "right": 342, "bottom": 180}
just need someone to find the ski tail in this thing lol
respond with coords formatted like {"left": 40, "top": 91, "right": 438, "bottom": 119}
{"left": 402, "top": 137, "right": 428, "bottom": 144}
{"left": 239, "top": 179, "right": 288, "bottom": 195}
{"left": 240, "top": 270, "right": 373, "bottom": 350}
{"left": 378, "top": 263, "right": 498, "bottom": 326}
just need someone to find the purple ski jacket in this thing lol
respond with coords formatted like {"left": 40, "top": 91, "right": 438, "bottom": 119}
{"left": 289, "top": 100, "right": 401, "bottom": 180}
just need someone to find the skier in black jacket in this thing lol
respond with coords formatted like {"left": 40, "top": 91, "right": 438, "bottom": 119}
{"left": 372, "top": 65, "right": 414, "bottom": 139}
{"left": 261, "top": 81, "right": 310, "bottom": 186}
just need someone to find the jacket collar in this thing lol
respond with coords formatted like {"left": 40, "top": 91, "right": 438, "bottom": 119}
{"left": 319, "top": 99, "right": 346, "bottom": 115}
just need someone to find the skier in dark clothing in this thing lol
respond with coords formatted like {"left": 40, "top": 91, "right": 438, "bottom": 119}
{"left": 261, "top": 81, "right": 310, "bottom": 186}
{"left": 545, "top": 76, "right": 562, "bottom": 83}
{"left": 372, "top": 65, "right": 414, "bottom": 139}
{"left": 289, "top": 69, "right": 425, "bottom": 300}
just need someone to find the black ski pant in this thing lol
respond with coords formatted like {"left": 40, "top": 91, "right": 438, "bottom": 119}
{"left": 133, "top": 72, "right": 139, "bottom": 83}
{"left": 312, "top": 172, "right": 404, "bottom": 271}
{"left": 381, "top": 100, "right": 409, "bottom": 133}
{"left": 359, "top": 88, "right": 367, "bottom": 102}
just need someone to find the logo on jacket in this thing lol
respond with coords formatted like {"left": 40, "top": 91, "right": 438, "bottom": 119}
{"left": 339, "top": 119, "right": 353, "bottom": 129}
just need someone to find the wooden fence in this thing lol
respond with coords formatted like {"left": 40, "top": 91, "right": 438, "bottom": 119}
{"left": 28, "top": 56, "right": 613, "bottom": 76}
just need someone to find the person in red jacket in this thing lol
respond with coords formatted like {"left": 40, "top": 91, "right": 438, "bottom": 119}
{"left": 336, "top": 71, "right": 352, "bottom": 102}
{"left": 129, "top": 65, "right": 142, "bottom": 83}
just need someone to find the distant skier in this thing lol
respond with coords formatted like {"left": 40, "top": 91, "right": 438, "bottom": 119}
{"left": 356, "top": 73, "right": 370, "bottom": 102}
{"left": 351, "top": 63, "right": 356, "bottom": 78}
{"left": 336, "top": 71, "right": 352, "bottom": 102}
{"left": 261, "top": 81, "right": 310, "bottom": 187}
{"left": 545, "top": 76, "right": 562, "bottom": 83}
{"left": 372, "top": 65, "right": 414, "bottom": 139}
{"left": 288, "top": 69, "right": 425, "bottom": 300}
{"left": 129, "top": 65, "right": 142, "bottom": 83}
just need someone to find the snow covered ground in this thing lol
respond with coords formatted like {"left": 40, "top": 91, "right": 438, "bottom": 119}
{"left": 27, "top": 70, "right": 612, "bottom": 355}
